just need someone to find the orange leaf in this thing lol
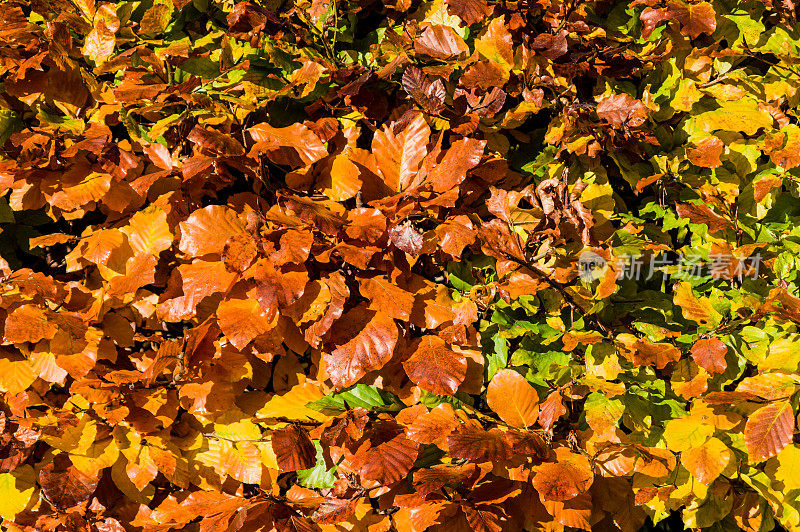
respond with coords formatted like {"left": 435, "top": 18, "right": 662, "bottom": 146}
{"left": 358, "top": 276, "right": 415, "bottom": 322}
{"left": 324, "top": 306, "right": 398, "bottom": 388}
{"left": 178, "top": 205, "right": 246, "bottom": 257}
{"left": 687, "top": 136, "right": 724, "bottom": 168}
{"left": 272, "top": 425, "right": 316, "bottom": 471}
{"left": 406, "top": 403, "right": 459, "bottom": 448}
{"left": 744, "top": 400, "right": 794, "bottom": 462}
{"left": 217, "top": 290, "right": 277, "bottom": 350}
{"left": 681, "top": 437, "right": 732, "bottom": 485}
{"left": 532, "top": 448, "right": 594, "bottom": 502}
{"left": 690, "top": 337, "right": 727, "bottom": 374}
{"left": 249, "top": 122, "right": 327, "bottom": 167}
{"left": 403, "top": 336, "right": 467, "bottom": 396}
{"left": 372, "top": 112, "right": 430, "bottom": 193}
{"left": 486, "top": 369, "right": 539, "bottom": 428}
{"left": 4, "top": 305, "right": 58, "bottom": 344}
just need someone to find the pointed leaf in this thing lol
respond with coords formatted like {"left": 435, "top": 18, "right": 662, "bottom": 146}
{"left": 744, "top": 400, "right": 794, "bottom": 462}
{"left": 486, "top": 369, "right": 539, "bottom": 429}
{"left": 324, "top": 306, "right": 398, "bottom": 388}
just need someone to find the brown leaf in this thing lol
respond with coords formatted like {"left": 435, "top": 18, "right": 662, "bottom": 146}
{"left": 188, "top": 125, "right": 245, "bottom": 157}
{"left": 447, "top": 421, "right": 513, "bottom": 462}
{"left": 675, "top": 203, "right": 732, "bottom": 234}
{"left": 413, "top": 463, "right": 476, "bottom": 497}
{"left": 372, "top": 113, "right": 430, "bottom": 193}
{"left": 351, "top": 420, "right": 419, "bottom": 485}
{"left": 414, "top": 24, "right": 469, "bottom": 59}
{"left": 690, "top": 338, "right": 727, "bottom": 374}
{"left": 462, "top": 504, "right": 504, "bottom": 532}
{"left": 39, "top": 454, "right": 99, "bottom": 510}
{"left": 446, "top": 0, "right": 491, "bottom": 25}
{"left": 359, "top": 276, "right": 415, "bottom": 322}
{"left": 596, "top": 93, "right": 648, "bottom": 128}
{"left": 616, "top": 334, "right": 680, "bottom": 370}
{"left": 389, "top": 221, "right": 424, "bottom": 255}
{"left": 744, "top": 400, "right": 794, "bottom": 462}
{"left": 402, "top": 66, "right": 446, "bottom": 114}
{"left": 249, "top": 123, "right": 328, "bottom": 167}
{"left": 531, "top": 31, "right": 568, "bottom": 60}
{"left": 532, "top": 448, "right": 594, "bottom": 502}
{"left": 324, "top": 306, "right": 398, "bottom": 388}
{"left": 478, "top": 219, "right": 524, "bottom": 261}
{"left": 403, "top": 335, "right": 467, "bottom": 395}
{"left": 272, "top": 425, "right": 317, "bottom": 471}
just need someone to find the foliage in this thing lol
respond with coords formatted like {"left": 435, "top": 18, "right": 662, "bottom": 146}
{"left": 0, "top": 0, "right": 800, "bottom": 530}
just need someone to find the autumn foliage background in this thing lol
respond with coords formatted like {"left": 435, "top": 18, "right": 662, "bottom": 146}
{"left": 2, "top": 0, "right": 800, "bottom": 530}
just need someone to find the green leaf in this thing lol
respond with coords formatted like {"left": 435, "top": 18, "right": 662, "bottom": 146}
{"left": 0, "top": 465, "right": 36, "bottom": 520}
{"left": 297, "top": 441, "right": 336, "bottom": 489}
{"left": 306, "top": 384, "right": 403, "bottom": 415}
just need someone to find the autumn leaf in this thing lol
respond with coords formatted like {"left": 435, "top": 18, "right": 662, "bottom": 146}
{"left": 359, "top": 276, "right": 415, "bottom": 321}
{"left": 744, "top": 400, "right": 794, "bottom": 462}
{"left": 596, "top": 93, "right": 648, "bottom": 128}
{"left": 486, "top": 369, "right": 539, "bottom": 429}
{"left": 272, "top": 425, "right": 317, "bottom": 471}
{"left": 39, "top": 454, "right": 99, "bottom": 510}
{"left": 690, "top": 337, "right": 727, "bottom": 374}
{"left": 217, "top": 289, "right": 277, "bottom": 350}
{"left": 615, "top": 334, "right": 681, "bottom": 370}
{"left": 403, "top": 335, "right": 467, "bottom": 396}
{"left": 350, "top": 420, "right": 420, "bottom": 485}
{"left": 532, "top": 448, "right": 594, "bottom": 502}
{"left": 372, "top": 113, "right": 430, "bottom": 193}
{"left": 249, "top": 122, "right": 328, "bottom": 167}
{"left": 414, "top": 24, "right": 469, "bottom": 60}
{"left": 447, "top": 421, "right": 513, "bottom": 462}
{"left": 178, "top": 205, "right": 246, "bottom": 257}
{"left": 681, "top": 437, "right": 732, "bottom": 485}
{"left": 475, "top": 18, "right": 513, "bottom": 69}
{"left": 324, "top": 306, "right": 398, "bottom": 388}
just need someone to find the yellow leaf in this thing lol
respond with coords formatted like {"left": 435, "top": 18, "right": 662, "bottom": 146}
{"left": 71, "top": 436, "right": 120, "bottom": 477}
{"left": 673, "top": 282, "right": 722, "bottom": 328}
{"left": 692, "top": 99, "right": 773, "bottom": 136}
{"left": 257, "top": 381, "right": 329, "bottom": 422}
{"left": 474, "top": 18, "right": 513, "bottom": 69}
{"left": 212, "top": 409, "right": 263, "bottom": 442}
{"left": 766, "top": 444, "right": 800, "bottom": 490}
{"left": 122, "top": 205, "right": 173, "bottom": 256}
{"left": 663, "top": 416, "right": 714, "bottom": 452}
{"left": 681, "top": 437, "right": 732, "bottom": 485}
{"left": 0, "top": 355, "right": 35, "bottom": 394}
{"left": 0, "top": 465, "right": 36, "bottom": 520}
